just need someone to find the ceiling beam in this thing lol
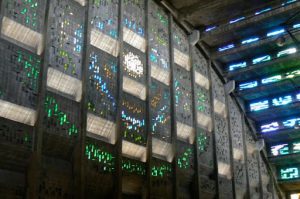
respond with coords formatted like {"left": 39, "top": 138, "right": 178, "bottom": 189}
{"left": 202, "top": 2, "right": 300, "bottom": 40}
{"left": 178, "top": 0, "right": 237, "bottom": 18}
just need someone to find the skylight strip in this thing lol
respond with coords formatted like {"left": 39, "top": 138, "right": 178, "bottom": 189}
{"left": 218, "top": 44, "right": 235, "bottom": 52}
{"left": 267, "top": 29, "right": 285, "bottom": 37}
{"left": 255, "top": 8, "right": 272, "bottom": 15}
{"left": 229, "top": 17, "right": 245, "bottom": 24}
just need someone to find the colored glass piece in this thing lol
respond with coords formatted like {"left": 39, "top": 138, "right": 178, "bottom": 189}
{"left": 270, "top": 144, "right": 289, "bottom": 156}
{"left": 249, "top": 100, "right": 269, "bottom": 112}
{"left": 229, "top": 62, "right": 247, "bottom": 71}
{"left": 261, "top": 122, "right": 280, "bottom": 133}
{"left": 239, "top": 81, "right": 258, "bottom": 90}
{"left": 252, "top": 55, "right": 271, "bottom": 65}
{"left": 218, "top": 44, "right": 235, "bottom": 52}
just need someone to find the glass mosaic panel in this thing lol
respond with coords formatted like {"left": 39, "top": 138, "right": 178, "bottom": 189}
{"left": 177, "top": 141, "right": 194, "bottom": 170}
{"left": 0, "top": 39, "right": 41, "bottom": 109}
{"left": 123, "top": 43, "right": 146, "bottom": 84}
{"left": 149, "top": 1, "right": 170, "bottom": 84}
{"left": 87, "top": 48, "right": 118, "bottom": 122}
{"left": 43, "top": 92, "right": 80, "bottom": 137}
{"left": 85, "top": 139, "right": 115, "bottom": 173}
{"left": 198, "top": 128, "right": 214, "bottom": 168}
{"left": 48, "top": 0, "right": 85, "bottom": 79}
{"left": 195, "top": 85, "right": 211, "bottom": 116}
{"left": 121, "top": 93, "right": 146, "bottom": 145}
{"left": 150, "top": 158, "right": 173, "bottom": 198}
{"left": 174, "top": 65, "right": 193, "bottom": 126}
{"left": 2, "top": 0, "right": 46, "bottom": 31}
{"left": 90, "top": 0, "right": 119, "bottom": 39}
{"left": 150, "top": 79, "right": 171, "bottom": 142}
{"left": 172, "top": 23, "right": 189, "bottom": 55}
{"left": 123, "top": 0, "right": 145, "bottom": 38}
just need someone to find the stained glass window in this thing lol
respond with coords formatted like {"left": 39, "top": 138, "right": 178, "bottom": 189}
{"left": 123, "top": 0, "right": 146, "bottom": 52}
{"left": 0, "top": 39, "right": 41, "bottom": 109}
{"left": 48, "top": 0, "right": 85, "bottom": 79}
{"left": 121, "top": 94, "right": 146, "bottom": 145}
{"left": 85, "top": 140, "right": 115, "bottom": 173}
{"left": 43, "top": 93, "right": 79, "bottom": 137}
{"left": 87, "top": 49, "right": 118, "bottom": 121}
{"left": 149, "top": 1, "right": 170, "bottom": 85}
{"left": 90, "top": 0, "right": 119, "bottom": 56}
{"left": 280, "top": 167, "right": 299, "bottom": 180}
{"left": 177, "top": 141, "right": 194, "bottom": 170}
{"left": 91, "top": 0, "right": 119, "bottom": 39}
{"left": 3, "top": 0, "right": 45, "bottom": 31}
{"left": 150, "top": 80, "right": 171, "bottom": 142}
{"left": 174, "top": 65, "right": 193, "bottom": 126}
{"left": 122, "top": 157, "right": 146, "bottom": 176}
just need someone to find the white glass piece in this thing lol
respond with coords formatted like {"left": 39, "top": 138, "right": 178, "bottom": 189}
{"left": 194, "top": 71, "right": 210, "bottom": 90}
{"left": 90, "top": 28, "right": 119, "bottom": 57}
{"left": 47, "top": 68, "right": 82, "bottom": 102}
{"left": 122, "top": 140, "right": 147, "bottom": 162}
{"left": 176, "top": 122, "right": 195, "bottom": 144}
{"left": 174, "top": 48, "right": 191, "bottom": 71}
{"left": 214, "top": 99, "right": 227, "bottom": 118}
{"left": 0, "top": 100, "right": 37, "bottom": 126}
{"left": 197, "top": 112, "right": 212, "bottom": 132}
{"left": 86, "top": 113, "right": 116, "bottom": 144}
{"left": 152, "top": 138, "right": 174, "bottom": 162}
{"left": 151, "top": 64, "right": 170, "bottom": 85}
{"left": 123, "top": 27, "right": 146, "bottom": 52}
{"left": 1, "top": 17, "right": 43, "bottom": 55}
{"left": 122, "top": 76, "right": 146, "bottom": 101}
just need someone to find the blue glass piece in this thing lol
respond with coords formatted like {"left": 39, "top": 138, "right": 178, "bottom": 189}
{"left": 293, "top": 23, "right": 300, "bottom": 29}
{"left": 239, "top": 81, "right": 258, "bottom": 90}
{"left": 218, "top": 44, "right": 235, "bottom": 52}
{"left": 261, "top": 122, "right": 280, "bottom": 133}
{"left": 272, "top": 95, "right": 293, "bottom": 106}
{"left": 229, "top": 17, "right": 245, "bottom": 24}
{"left": 270, "top": 144, "right": 289, "bottom": 156}
{"left": 249, "top": 100, "right": 269, "bottom": 111}
{"left": 252, "top": 55, "right": 271, "bottom": 64}
{"left": 205, "top": 26, "right": 216, "bottom": 32}
{"left": 241, "top": 37, "right": 259, "bottom": 45}
{"left": 255, "top": 8, "right": 272, "bottom": 15}
{"left": 228, "top": 62, "right": 247, "bottom": 71}
{"left": 277, "top": 47, "right": 297, "bottom": 57}
{"left": 261, "top": 75, "right": 282, "bottom": 84}
{"left": 267, "top": 29, "right": 285, "bottom": 37}
{"left": 282, "top": 118, "right": 300, "bottom": 128}
{"left": 282, "top": 0, "right": 297, "bottom": 6}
